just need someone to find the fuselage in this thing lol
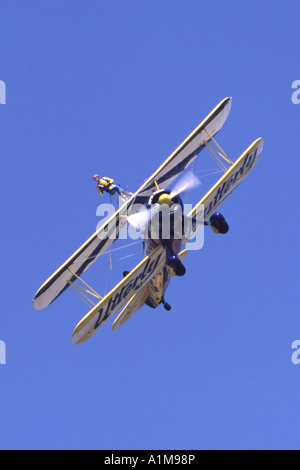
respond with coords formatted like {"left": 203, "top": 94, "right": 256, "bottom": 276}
{"left": 142, "top": 190, "right": 185, "bottom": 309}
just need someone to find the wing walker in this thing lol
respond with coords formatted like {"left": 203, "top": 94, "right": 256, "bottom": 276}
{"left": 33, "top": 98, "right": 263, "bottom": 344}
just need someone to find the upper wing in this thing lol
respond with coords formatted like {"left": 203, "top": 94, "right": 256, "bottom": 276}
{"left": 33, "top": 97, "right": 231, "bottom": 310}
{"left": 133, "top": 97, "right": 232, "bottom": 204}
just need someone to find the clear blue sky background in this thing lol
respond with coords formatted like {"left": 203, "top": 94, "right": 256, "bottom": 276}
{"left": 1, "top": 1, "right": 299, "bottom": 450}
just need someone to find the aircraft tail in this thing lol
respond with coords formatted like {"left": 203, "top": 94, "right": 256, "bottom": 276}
{"left": 112, "top": 285, "right": 149, "bottom": 331}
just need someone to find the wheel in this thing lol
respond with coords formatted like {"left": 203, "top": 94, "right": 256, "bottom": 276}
{"left": 209, "top": 212, "right": 229, "bottom": 234}
{"left": 166, "top": 256, "right": 186, "bottom": 276}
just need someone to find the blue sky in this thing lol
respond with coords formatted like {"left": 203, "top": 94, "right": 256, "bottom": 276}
{"left": 1, "top": 1, "right": 300, "bottom": 450}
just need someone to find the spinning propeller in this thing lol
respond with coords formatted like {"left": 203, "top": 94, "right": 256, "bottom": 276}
{"left": 127, "top": 171, "right": 201, "bottom": 230}
{"left": 169, "top": 170, "right": 201, "bottom": 200}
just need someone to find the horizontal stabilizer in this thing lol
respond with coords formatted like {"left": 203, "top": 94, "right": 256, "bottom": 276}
{"left": 112, "top": 284, "right": 149, "bottom": 331}
{"left": 72, "top": 245, "right": 166, "bottom": 344}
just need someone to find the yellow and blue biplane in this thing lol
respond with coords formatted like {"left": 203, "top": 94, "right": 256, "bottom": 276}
{"left": 33, "top": 97, "right": 263, "bottom": 344}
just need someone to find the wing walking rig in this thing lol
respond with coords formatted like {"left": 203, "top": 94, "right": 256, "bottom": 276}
{"left": 33, "top": 97, "right": 263, "bottom": 344}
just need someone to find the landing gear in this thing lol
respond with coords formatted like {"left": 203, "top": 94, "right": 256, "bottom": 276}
{"left": 161, "top": 297, "right": 171, "bottom": 311}
{"left": 166, "top": 255, "right": 186, "bottom": 277}
{"left": 209, "top": 212, "right": 229, "bottom": 234}
{"left": 163, "top": 238, "right": 186, "bottom": 277}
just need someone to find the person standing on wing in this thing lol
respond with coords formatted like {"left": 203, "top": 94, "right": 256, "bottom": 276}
{"left": 93, "top": 175, "right": 125, "bottom": 197}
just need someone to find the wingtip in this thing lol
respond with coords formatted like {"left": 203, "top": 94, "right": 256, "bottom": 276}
{"left": 32, "top": 292, "right": 48, "bottom": 310}
{"left": 32, "top": 295, "right": 42, "bottom": 310}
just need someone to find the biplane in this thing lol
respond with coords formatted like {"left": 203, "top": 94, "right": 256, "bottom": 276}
{"left": 33, "top": 97, "right": 263, "bottom": 344}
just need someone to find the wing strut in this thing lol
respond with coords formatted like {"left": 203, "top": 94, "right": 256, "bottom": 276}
{"left": 203, "top": 127, "right": 234, "bottom": 166}
{"left": 66, "top": 268, "right": 103, "bottom": 308}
